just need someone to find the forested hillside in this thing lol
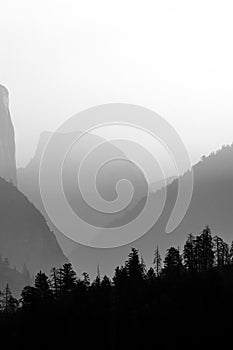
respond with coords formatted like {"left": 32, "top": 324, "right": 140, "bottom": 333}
{"left": 0, "top": 226, "right": 232, "bottom": 349}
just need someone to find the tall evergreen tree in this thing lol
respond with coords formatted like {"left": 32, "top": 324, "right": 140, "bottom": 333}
{"left": 213, "top": 235, "right": 230, "bottom": 267}
{"left": 125, "top": 248, "right": 145, "bottom": 283}
{"left": 0, "top": 284, "right": 18, "bottom": 313}
{"left": 82, "top": 272, "right": 90, "bottom": 289}
{"left": 230, "top": 241, "right": 233, "bottom": 265}
{"left": 34, "top": 271, "right": 52, "bottom": 301}
{"left": 183, "top": 233, "right": 196, "bottom": 272}
{"left": 113, "top": 265, "right": 128, "bottom": 288}
{"left": 195, "top": 226, "right": 214, "bottom": 272}
{"left": 146, "top": 267, "right": 156, "bottom": 283}
{"left": 153, "top": 245, "right": 162, "bottom": 277}
{"left": 163, "top": 247, "right": 183, "bottom": 275}
{"left": 21, "top": 285, "right": 38, "bottom": 309}
{"left": 50, "top": 267, "right": 59, "bottom": 298}
{"left": 61, "top": 263, "right": 77, "bottom": 295}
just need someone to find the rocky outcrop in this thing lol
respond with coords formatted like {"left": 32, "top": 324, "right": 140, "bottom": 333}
{"left": 0, "top": 84, "right": 17, "bottom": 185}
{"left": 0, "top": 85, "right": 67, "bottom": 275}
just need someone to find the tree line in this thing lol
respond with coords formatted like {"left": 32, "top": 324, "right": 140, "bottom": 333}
{"left": 1, "top": 225, "right": 233, "bottom": 349}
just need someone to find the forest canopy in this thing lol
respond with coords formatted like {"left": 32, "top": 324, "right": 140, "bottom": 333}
{"left": 0, "top": 226, "right": 232, "bottom": 349}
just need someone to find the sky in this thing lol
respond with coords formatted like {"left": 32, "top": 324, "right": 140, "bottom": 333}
{"left": 0, "top": 0, "right": 232, "bottom": 167}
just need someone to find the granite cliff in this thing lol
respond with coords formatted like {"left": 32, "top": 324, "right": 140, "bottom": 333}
{"left": 0, "top": 84, "right": 17, "bottom": 185}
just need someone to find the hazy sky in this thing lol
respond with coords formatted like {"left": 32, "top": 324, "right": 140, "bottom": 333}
{"left": 0, "top": 0, "right": 232, "bottom": 167}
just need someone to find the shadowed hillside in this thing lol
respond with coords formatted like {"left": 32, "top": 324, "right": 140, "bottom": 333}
{"left": 67, "top": 143, "right": 233, "bottom": 277}
{"left": 0, "top": 177, "right": 67, "bottom": 274}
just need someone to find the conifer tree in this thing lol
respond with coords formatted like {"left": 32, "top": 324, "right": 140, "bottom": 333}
{"left": 1, "top": 284, "right": 18, "bottom": 313}
{"left": 61, "top": 263, "right": 77, "bottom": 295}
{"left": 163, "top": 247, "right": 183, "bottom": 275}
{"left": 125, "top": 248, "right": 145, "bottom": 283}
{"left": 153, "top": 245, "right": 162, "bottom": 277}
{"left": 34, "top": 271, "right": 52, "bottom": 301}
{"left": 195, "top": 226, "right": 214, "bottom": 272}
{"left": 183, "top": 234, "right": 196, "bottom": 272}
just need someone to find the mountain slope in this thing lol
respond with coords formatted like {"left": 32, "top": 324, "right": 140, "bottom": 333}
{"left": 0, "top": 176, "right": 67, "bottom": 274}
{"left": 126, "top": 143, "right": 233, "bottom": 266}
{"left": 18, "top": 140, "right": 233, "bottom": 278}
{"left": 67, "top": 144, "right": 233, "bottom": 277}
{"left": 18, "top": 131, "right": 150, "bottom": 252}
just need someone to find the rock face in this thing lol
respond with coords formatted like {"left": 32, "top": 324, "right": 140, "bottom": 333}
{"left": 0, "top": 85, "right": 67, "bottom": 275}
{"left": 0, "top": 84, "right": 17, "bottom": 185}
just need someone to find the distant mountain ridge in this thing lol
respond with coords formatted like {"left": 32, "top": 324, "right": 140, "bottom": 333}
{"left": 18, "top": 126, "right": 233, "bottom": 277}
{"left": 67, "top": 143, "right": 233, "bottom": 277}
{"left": 18, "top": 130, "right": 152, "bottom": 253}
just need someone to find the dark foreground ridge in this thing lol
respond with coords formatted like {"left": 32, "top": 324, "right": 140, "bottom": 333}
{"left": 0, "top": 176, "right": 67, "bottom": 277}
{"left": 0, "top": 226, "right": 233, "bottom": 349}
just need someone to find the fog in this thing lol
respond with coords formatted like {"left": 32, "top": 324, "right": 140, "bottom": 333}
{"left": 0, "top": 0, "right": 232, "bottom": 167}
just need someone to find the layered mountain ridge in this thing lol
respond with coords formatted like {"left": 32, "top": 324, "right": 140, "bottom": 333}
{"left": 18, "top": 124, "right": 233, "bottom": 278}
